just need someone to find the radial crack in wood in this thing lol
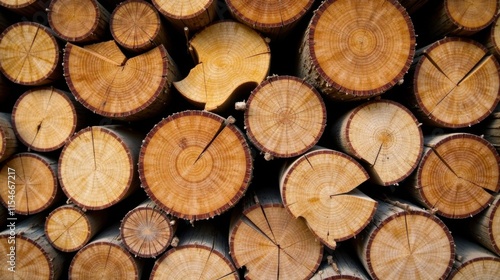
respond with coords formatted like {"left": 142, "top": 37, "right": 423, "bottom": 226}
{"left": 280, "top": 148, "right": 376, "bottom": 249}
{"left": 174, "top": 21, "right": 270, "bottom": 111}
{"left": 64, "top": 40, "right": 179, "bottom": 120}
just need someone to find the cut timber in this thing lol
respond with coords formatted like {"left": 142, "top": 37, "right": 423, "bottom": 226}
{"left": 12, "top": 87, "right": 87, "bottom": 152}
{"left": 64, "top": 40, "right": 179, "bottom": 120}
{"left": 120, "top": 199, "right": 177, "bottom": 258}
{"left": 48, "top": 0, "right": 110, "bottom": 43}
{"left": 241, "top": 76, "right": 326, "bottom": 158}
{"left": 0, "top": 153, "right": 61, "bottom": 215}
{"left": 483, "top": 112, "right": 500, "bottom": 148}
{"left": 354, "top": 199, "right": 454, "bottom": 280}
{"left": 0, "top": 22, "right": 62, "bottom": 86}
{"left": 408, "top": 133, "right": 500, "bottom": 218}
{"left": 59, "top": 126, "right": 142, "bottom": 210}
{"left": 448, "top": 236, "right": 500, "bottom": 279}
{"left": 0, "top": 0, "right": 47, "bottom": 16}
{"left": 150, "top": 222, "right": 238, "bottom": 279}
{"left": 0, "top": 214, "right": 65, "bottom": 279}
{"left": 69, "top": 225, "right": 143, "bottom": 279}
{"left": 229, "top": 188, "right": 323, "bottom": 279}
{"left": 45, "top": 204, "right": 108, "bottom": 252}
{"left": 310, "top": 248, "right": 370, "bottom": 280}
{"left": 468, "top": 194, "right": 500, "bottom": 256}
{"left": 0, "top": 112, "right": 17, "bottom": 162}
{"left": 298, "top": 0, "right": 415, "bottom": 100}
{"left": 410, "top": 38, "right": 500, "bottom": 128}
{"left": 174, "top": 21, "right": 270, "bottom": 111}
{"left": 485, "top": 15, "right": 500, "bottom": 60}
{"left": 139, "top": 110, "right": 252, "bottom": 220}
{"left": 225, "top": 0, "right": 314, "bottom": 39}
{"left": 152, "top": 0, "right": 217, "bottom": 32}
{"left": 423, "top": 0, "right": 499, "bottom": 40}
{"left": 280, "top": 148, "right": 376, "bottom": 249}
{"left": 111, "top": 0, "right": 170, "bottom": 53}
{"left": 334, "top": 100, "right": 423, "bottom": 186}
{"left": 398, "top": 0, "right": 430, "bottom": 14}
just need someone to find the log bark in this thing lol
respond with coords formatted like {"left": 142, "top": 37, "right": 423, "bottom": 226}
{"left": 0, "top": 0, "right": 47, "bottom": 17}
{"left": 0, "top": 214, "right": 66, "bottom": 279}
{"left": 398, "top": 0, "right": 429, "bottom": 14}
{"left": 63, "top": 40, "right": 180, "bottom": 120}
{"left": 483, "top": 112, "right": 500, "bottom": 149}
{"left": 120, "top": 199, "right": 177, "bottom": 258}
{"left": 448, "top": 236, "right": 500, "bottom": 279}
{"left": 334, "top": 100, "right": 423, "bottom": 186}
{"left": 0, "top": 112, "right": 17, "bottom": 162}
{"left": 407, "top": 37, "right": 500, "bottom": 128}
{"left": 174, "top": 21, "right": 270, "bottom": 111}
{"left": 59, "top": 125, "right": 143, "bottom": 210}
{"left": 297, "top": 0, "right": 415, "bottom": 100}
{"left": 229, "top": 187, "right": 323, "bottom": 279}
{"left": 69, "top": 224, "right": 143, "bottom": 279}
{"left": 139, "top": 110, "right": 252, "bottom": 220}
{"left": 279, "top": 147, "right": 375, "bottom": 249}
{"left": 110, "top": 0, "right": 170, "bottom": 53}
{"left": 0, "top": 152, "right": 61, "bottom": 215}
{"left": 239, "top": 75, "right": 326, "bottom": 159}
{"left": 12, "top": 87, "right": 88, "bottom": 152}
{"left": 150, "top": 221, "right": 238, "bottom": 279}
{"left": 225, "top": 0, "right": 314, "bottom": 40}
{"left": 48, "top": 0, "right": 110, "bottom": 43}
{"left": 407, "top": 133, "right": 500, "bottom": 219}
{"left": 420, "top": 0, "right": 499, "bottom": 41}
{"left": 468, "top": 194, "right": 500, "bottom": 256}
{"left": 45, "top": 204, "right": 108, "bottom": 252}
{"left": 152, "top": 0, "right": 217, "bottom": 33}
{"left": 0, "top": 22, "right": 62, "bottom": 86}
{"left": 310, "top": 247, "right": 370, "bottom": 280}
{"left": 354, "top": 199, "right": 455, "bottom": 280}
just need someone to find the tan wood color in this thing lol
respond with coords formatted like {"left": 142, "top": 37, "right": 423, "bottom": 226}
{"left": 486, "top": 15, "right": 500, "bottom": 60}
{"left": 152, "top": 0, "right": 217, "bottom": 32}
{"left": 0, "top": 153, "right": 60, "bottom": 215}
{"left": 0, "top": 0, "right": 47, "bottom": 16}
{"left": 64, "top": 40, "right": 179, "bottom": 120}
{"left": 449, "top": 237, "right": 500, "bottom": 280}
{"left": 229, "top": 189, "right": 323, "bottom": 279}
{"left": 226, "top": 0, "right": 314, "bottom": 39}
{"left": 469, "top": 195, "right": 500, "bottom": 256}
{"left": 12, "top": 87, "right": 85, "bottom": 152}
{"left": 139, "top": 110, "right": 252, "bottom": 220}
{"left": 48, "top": 0, "right": 110, "bottom": 43}
{"left": 0, "top": 22, "right": 61, "bottom": 86}
{"left": 174, "top": 21, "right": 270, "bottom": 111}
{"left": 45, "top": 204, "right": 108, "bottom": 252}
{"left": 0, "top": 112, "right": 17, "bottom": 162}
{"left": 0, "top": 214, "right": 65, "bottom": 279}
{"left": 335, "top": 100, "right": 423, "bottom": 185}
{"left": 411, "top": 38, "right": 500, "bottom": 128}
{"left": 111, "top": 0, "right": 170, "bottom": 52}
{"left": 298, "top": 0, "right": 415, "bottom": 100}
{"left": 280, "top": 148, "right": 375, "bottom": 249}
{"left": 150, "top": 223, "right": 238, "bottom": 279}
{"left": 59, "top": 126, "right": 142, "bottom": 210}
{"left": 408, "top": 133, "right": 500, "bottom": 219}
{"left": 354, "top": 200, "right": 454, "bottom": 280}
{"left": 241, "top": 76, "right": 326, "bottom": 159}
{"left": 69, "top": 225, "right": 143, "bottom": 279}
{"left": 120, "top": 199, "right": 176, "bottom": 258}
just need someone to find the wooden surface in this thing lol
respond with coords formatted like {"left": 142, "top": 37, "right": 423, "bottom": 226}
{"left": 152, "top": 0, "right": 216, "bottom": 32}
{"left": 0, "top": 0, "right": 47, "bottom": 16}
{"left": 449, "top": 236, "right": 500, "bottom": 279}
{"left": 468, "top": 194, "right": 500, "bottom": 256}
{"left": 311, "top": 247, "right": 370, "bottom": 280}
{"left": 0, "top": 112, "right": 17, "bottom": 162}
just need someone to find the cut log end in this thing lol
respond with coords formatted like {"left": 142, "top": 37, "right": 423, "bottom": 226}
{"left": 336, "top": 100, "right": 423, "bottom": 186}
{"left": 449, "top": 237, "right": 500, "bottom": 280}
{"left": 174, "top": 21, "right": 270, "bottom": 111}
{"left": 445, "top": 0, "right": 498, "bottom": 32}
{"left": 140, "top": 110, "right": 252, "bottom": 220}
{"left": 0, "top": 0, "right": 46, "bottom": 17}
{"left": 244, "top": 76, "right": 326, "bottom": 158}
{"left": 0, "top": 22, "right": 61, "bottom": 86}
{"left": 12, "top": 88, "right": 78, "bottom": 152}
{"left": 0, "top": 153, "right": 59, "bottom": 215}
{"left": 152, "top": 0, "right": 216, "bottom": 32}
{"left": 121, "top": 202, "right": 175, "bottom": 258}
{"left": 0, "top": 113, "right": 17, "bottom": 162}
{"left": 416, "top": 133, "right": 500, "bottom": 219}
{"left": 45, "top": 205, "right": 92, "bottom": 252}
{"left": 414, "top": 38, "right": 500, "bottom": 128}
{"left": 280, "top": 149, "right": 375, "bottom": 249}
{"left": 300, "top": 0, "right": 415, "bottom": 100}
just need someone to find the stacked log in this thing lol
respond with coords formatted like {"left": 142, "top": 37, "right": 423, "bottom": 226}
{"left": 448, "top": 236, "right": 500, "bottom": 279}
{"left": 151, "top": 0, "right": 217, "bottom": 33}
{"left": 468, "top": 195, "right": 500, "bottom": 256}
{"left": 311, "top": 247, "right": 370, "bottom": 280}
{"left": 484, "top": 14, "right": 500, "bottom": 60}
{"left": 0, "top": 112, "right": 17, "bottom": 162}
{"left": 0, "top": 0, "right": 47, "bottom": 17}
